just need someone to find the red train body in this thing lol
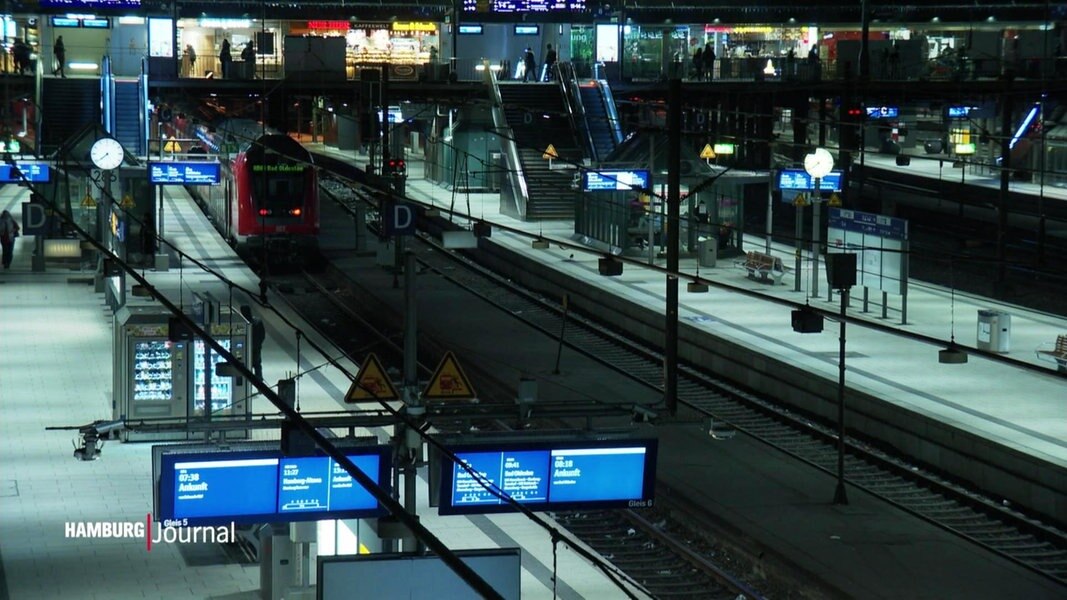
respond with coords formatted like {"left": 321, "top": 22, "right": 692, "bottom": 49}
{"left": 176, "top": 117, "right": 319, "bottom": 262}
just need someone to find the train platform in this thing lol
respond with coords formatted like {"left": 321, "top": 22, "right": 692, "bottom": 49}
{"left": 0, "top": 185, "right": 650, "bottom": 599}
{"left": 304, "top": 145, "right": 1067, "bottom": 597}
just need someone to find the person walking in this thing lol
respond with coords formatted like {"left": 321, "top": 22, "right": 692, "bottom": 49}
{"left": 53, "top": 36, "right": 66, "bottom": 77}
{"left": 219, "top": 38, "right": 231, "bottom": 79}
{"left": 0, "top": 210, "right": 20, "bottom": 269}
{"left": 522, "top": 47, "right": 536, "bottom": 82}
{"left": 544, "top": 43, "right": 557, "bottom": 80}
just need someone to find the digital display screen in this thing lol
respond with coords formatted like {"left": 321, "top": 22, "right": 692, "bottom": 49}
{"left": 51, "top": 17, "right": 80, "bottom": 27}
{"left": 439, "top": 439, "right": 657, "bottom": 515}
{"left": 947, "top": 106, "right": 974, "bottom": 118}
{"left": 458, "top": 24, "right": 483, "bottom": 35}
{"left": 0, "top": 163, "right": 51, "bottom": 183}
{"left": 81, "top": 18, "right": 111, "bottom": 29}
{"left": 777, "top": 169, "right": 843, "bottom": 192}
{"left": 865, "top": 106, "right": 899, "bottom": 119}
{"left": 465, "top": 0, "right": 587, "bottom": 13}
{"left": 158, "top": 447, "right": 389, "bottom": 526}
{"left": 583, "top": 169, "right": 651, "bottom": 192}
{"left": 149, "top": 162, "right": 221, "bottom": 185}
{"left": 514, "top": 25, "right": 540, "bottom": 35}
{"left": 41, "top": 0, "right": 141, "bottom": 8}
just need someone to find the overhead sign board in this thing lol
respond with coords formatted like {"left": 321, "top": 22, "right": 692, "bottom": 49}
{"left": 582, "top": 169, "right": 651, "bottom": 192}
{"left": 0, "top": 163, "right": 51, "bottom": 183}
{"left": 148, "top": 161, "right": 221, "bottom": 185}
{"left": 777, "top": 169, "right": 843, "bottom": 192}
{"left": 865, "top": 106, "right": 899, "bottom": 119}
{"left": 155, "top": 446, "right": 390, "bottom": 526}
{"left": 438, "top": 438, "right": 657, "bottom": 515}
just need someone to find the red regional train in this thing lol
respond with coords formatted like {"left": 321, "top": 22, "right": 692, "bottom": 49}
{"left": 175, "top": 117, "right": 319, "bottom": 263}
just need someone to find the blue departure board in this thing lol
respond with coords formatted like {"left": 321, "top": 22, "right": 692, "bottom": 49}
{"left": 464, "top": 0, "right": 586, "bottom": 13}
{"left": 440, "top": 439, "right": 657, "bottom": 515}
{"left": 149, "top": 162, "right": 221, "bottom": 185}
{"left": 777, "top": 169, "right": 843, "bottom": 192}
{"left": 157, "top": 447, "right": 390, "bottom": 526}
{"left": 41, "top": 0, "right": 141, "bottom": 8}
{"left": 583, "top": 169, "right": 651, "bottom": 192}
{"left": 0, "top": 163, "right": 51, "bottom": 183}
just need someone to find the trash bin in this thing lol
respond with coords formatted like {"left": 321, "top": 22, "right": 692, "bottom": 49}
{"left": 697, "top": 238, "right": 717, "bottom": 267}
{"left": 977, "top": 309, "right": 1011, "bottom": 353}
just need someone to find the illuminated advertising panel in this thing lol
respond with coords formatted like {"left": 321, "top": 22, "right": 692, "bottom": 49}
{"left": 439, "top": 439, "right": 657, "bottom": 515}
{"left": 156, "top": 446, "right": 390, "bottom": 526}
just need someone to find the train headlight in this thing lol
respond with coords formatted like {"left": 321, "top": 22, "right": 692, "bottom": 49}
{"left": 289, "top": 208, "right": 302, "bottom": 216}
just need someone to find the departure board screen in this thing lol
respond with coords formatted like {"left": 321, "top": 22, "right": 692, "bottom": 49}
{"left": 0, "top": 163, "right": 51, "bottom": 183}
{"left": 440, "top": 439, "right": 657, "bottom": 515}
{"left": 583, "top": 169, "right": 651, "bottom": 192}
{"left": 149, "top": 162, "right": 221, "bottom": 185}
{"left": 463, "top": 0, "right": 586, "bottom": 13}
{"left": 157, "top": 447, "right": 389, "bottom": 526}
{"left": 41, "top": 0, "right": 141, "bottom": 8}
{"left": 777, "top": 169, "right": 843, "bottom": 192}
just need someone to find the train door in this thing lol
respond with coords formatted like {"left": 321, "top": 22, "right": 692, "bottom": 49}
{"left": 225, "top": 179, "right": 233, "bottom": 238}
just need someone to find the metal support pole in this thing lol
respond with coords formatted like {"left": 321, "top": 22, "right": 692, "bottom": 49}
{"left": 811, "top": 179, "right": 821, "bottom": 298}
{"left": 665, "top": 77, "right": 681, "bottom": 416}
{"left": 794, "top": 204, "right": 803, "bottom": 292}
{"left": 833, "top": 288, "right": 849, "bottom": 505}
{"left": 996, "top": 93, "right": 1012, "bottom": 291}
{"left": 402, "top": 250, "right": 423, "bottom": 552}
{"left": 765, "top": 181, "right": 773, "bottom": 254}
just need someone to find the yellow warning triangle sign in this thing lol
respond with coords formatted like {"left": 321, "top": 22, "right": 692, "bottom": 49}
{"left": 793, "top": 193, "right": 808, "bottom": 207}
{"left": 827, "top": 192, "right": 842, "bottom": 207}
{"left": 542, "top": 144, "right": 558, "bottom": 160}
{"left": 422, "top": 351, "right": 476, "bottom": 400}
{"left": 345, "top": 353, "right": 400, "bottom": 403}
{"left": 121, "top": 194, "right": 136, "bottom": 209}
{"left": 699, "top": 143, "right": 716, "bottom": 159}
{"left": 81, "top": 192, "right": 97, "bottom": 208}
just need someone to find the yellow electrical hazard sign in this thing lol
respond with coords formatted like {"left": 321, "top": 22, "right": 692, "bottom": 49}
{"left": 827, "top": 192, "right": 842, "bottom": 207}
{"left": 793, "top": 193, "right": 808, "bottom": 207}
{"left": 422, "top": 351, "right": 476, "bottom": 400}
{"left": 345, "top": 353, "right": 400, "bottom": 403}
{"left": 163, "top": 140, "right": 182, "bottom": 153}
{"left": 121, "top": 194, "right": 136, "bottom": 209}
{"left": 81, "top": 192, "right": 97, "bottom": 208}
{"left": 542, "top": 144, "right": 558, "bottom": 160}
{"left": 699, "top": 143, "right": 715, "bottom": 159}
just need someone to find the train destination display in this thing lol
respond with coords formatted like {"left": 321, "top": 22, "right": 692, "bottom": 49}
{"left": 777, "top": 169, "right": 843, "bottom": 192}
{"left": 583, "top": 169, "right": 651, "bottom": 192}
{"left": 439, "top": 439, "right": 657, "bottom": 515}
{"left": 157, "top": 447, "right": 388, "bottom": 525}
{"left": 148, "top": 161, "right": 221, "bottom": 185}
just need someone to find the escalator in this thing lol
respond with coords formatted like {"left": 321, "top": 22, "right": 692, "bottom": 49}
{"left": 497, "top": 82, "right": 582, "bottom": 219}
{"left": 39, "top": 78, "right": 100, "bottom": 155}
{"left": 578, "top": 82, "right": 623, "bottom": 163}
{"left": 113, "top": 79, "right": 143, "bottom": 155}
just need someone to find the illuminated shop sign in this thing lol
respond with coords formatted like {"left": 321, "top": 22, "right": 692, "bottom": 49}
{"left": 307, "top": 20, "right": 350, "bottom": 31}
{"left": 865, "top": 106, "right": 899, "bottom": 119}
{"left": 705, "top": 25, "right": 775, "bottom": 34}
{"left": 438, "top": 438, "right": 658, "bottom": 515}
{"left": 582, "top": 169, "right": 651, "bottom": 192}
{"left": 41, "top": 0, "right": 140, "bottom": 8}
{"left": 155, "top": 446, "right": 391, "bottom": 526}
{"left": 148, "top": 162, "right": 221, "bottom": 185}
{"left": 351, "top": 22, "right": 391, "bottom": 31}
{"left": 392, "top": 22, "right": 436, "bottom": 33}
{"left": 514, "top": 25, "right": 540, "bottom": 35}
{"left": 197, "top": 18, "right": 252, "bottom": 29}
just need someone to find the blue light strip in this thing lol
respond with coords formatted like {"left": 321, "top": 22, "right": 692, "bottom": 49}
{"left": 1009, "top": 104, "right": 1039, "bottom": 150}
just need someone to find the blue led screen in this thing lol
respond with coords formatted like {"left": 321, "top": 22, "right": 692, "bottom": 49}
{"left": 777, "top": 169, "right": 843, "bottom": 192}
{"left": 149, "top": 162, "right": 221, "bottom": 185}
{"left": 0, "top": 163, "right": 51, "bottom": 183}
{"left": 41, "top": 0, "right": 141, "bottom": 8}
{"left": 440, "top": 439, "right": 657, "bottom": 515}
{"left": 865, "top": 106, "right": 899, "bottom": 119}
{"left": 158, "top": 447, "right": 389, "bottom": 526}
{"left": 582, "top": 169, "right": 651, "bottom": 192}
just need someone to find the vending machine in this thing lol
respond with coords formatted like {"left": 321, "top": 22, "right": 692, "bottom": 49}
{"left": 114, "top": 305, "right": 251, "bottom": 441}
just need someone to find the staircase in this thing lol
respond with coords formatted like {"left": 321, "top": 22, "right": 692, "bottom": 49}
{"left": 578, "top": 83, "right": 620, "bottom": 163}
{"left": 40, "top": 78, "right": 100, "bottom": 155}
{"left": 113, "top": 80, "right": 143, "bottom": 155}
{"left": 498, "top": 82, "right": 581, "bottom": 220}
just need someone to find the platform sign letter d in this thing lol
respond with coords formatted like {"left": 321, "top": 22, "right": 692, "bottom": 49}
{"left": 21, "top": 202, "right": 48, "bottom": 235}
{"left": 386, "top": 203, "right": 416, "bottom": 236}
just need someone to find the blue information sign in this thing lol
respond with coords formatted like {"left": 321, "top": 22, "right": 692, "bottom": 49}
{"left": 865, "top": 106, "right": 899, "bottom": 119}
{"left": 149, "top": 161, "right": 221, "bottom": 185}
{"left": 0, "top": 163, "right": 51, "bottom": 183}
{"left": 440, "top": 439, "right": 657, "bottom": 515}
{"left": 777, "top": 169, "right": 843, "bottom": 192}
{"left": 582, "top": 169, "right": 651, "bottom": 192}
{"left": 157, "top": 447, "right": 390, "bottom": 526}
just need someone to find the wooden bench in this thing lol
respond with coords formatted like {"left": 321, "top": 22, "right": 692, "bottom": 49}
{"left": 742, "top": 251, "right": 785, "bottom": 284}
{"left": 1036, "top": 334, "right": 1067, "bottom": 372}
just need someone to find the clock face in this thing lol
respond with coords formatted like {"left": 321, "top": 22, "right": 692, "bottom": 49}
{"left": 90, "top": 137, "right": 125, "bottom": 170}
{"left": 804, "top": 148, "right": 834, "bottom": 179}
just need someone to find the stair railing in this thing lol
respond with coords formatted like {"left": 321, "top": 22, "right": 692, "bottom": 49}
{"left": 596, "top": 78, "right": 625, "bottom": 147}
{"left": 485, "top": 62, "right": 530, "bottom": 219}
{"left": 557, "top": 61, "right": 598, "bottom": 164}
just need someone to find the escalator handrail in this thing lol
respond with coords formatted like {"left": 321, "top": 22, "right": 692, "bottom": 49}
{"left": 558, "top": 61, "right": 598, "bottom": 165}
{"left": 485, "top": 63, "right": 530, "bottom": 216}
{"left": 596, "top": 78, "right": 625, "bottom": 147}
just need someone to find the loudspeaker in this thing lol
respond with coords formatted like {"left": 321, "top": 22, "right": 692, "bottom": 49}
{"left": 598, "top": 257, "right": 623, "bottom": 276}
{"left": 472, "top": 221, "right": 492, "bottom": 237}
{"left": 281, "top": 420, "right": 316, "bottom": 456}
{"left": 791, "top": 307, "right": 824, "bottom": 333}
{"left": 895, "top": 154, "right": 911, "bottom": 166}
{"left": 825, "top": 253, "right": 857, "bottom": 289}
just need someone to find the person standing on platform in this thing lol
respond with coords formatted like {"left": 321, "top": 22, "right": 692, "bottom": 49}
{"left": 219, "top": 38, "right": 231, "bottom": 79}
{"left": 0, "top": 210, "right": 20, "bottom": 269}
{"left": 544, "top": 43, "right": 557, "bottom": 80}
{"left": 184, "top": 44, "right": 196, "bottom": 77}
{"left": 704, "top": 43, "right": 715, "bottom": 80}
{"left": 522, "top": 47, "right": 536, "bottom": 82}
{"left": 53, "top": 36, "right": 65, "bottom": 77}
{"left": 241, "top": 42, "right": 255, "bottom": 79}
{"left": 13, "top": 39, "right": 30, "bottom": 75}
{"left": 692, "top": 46, "right": 704, "bottom": 80}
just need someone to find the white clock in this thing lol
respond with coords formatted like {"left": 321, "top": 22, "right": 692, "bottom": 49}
{"left": 803, "top": 147, "right": 835, "bottom": 179}
{"left": 90, "top": 137, "right": 125, "bottom": 171}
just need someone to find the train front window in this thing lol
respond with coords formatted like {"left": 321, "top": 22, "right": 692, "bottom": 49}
{"left": 251, "top": 165, "right": 306, "bottom": 217}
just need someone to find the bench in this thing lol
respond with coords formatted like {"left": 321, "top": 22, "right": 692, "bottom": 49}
{"left": 742, "top": 251, "right": 785, "bottom": 284}
{"left": 1036, "top": 334, "right": 1067, "bottom": 372}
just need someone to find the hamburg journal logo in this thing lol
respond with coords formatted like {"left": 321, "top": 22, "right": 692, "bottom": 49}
{"left": 64, "top": 514, "right": 236, "bottom": 551}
